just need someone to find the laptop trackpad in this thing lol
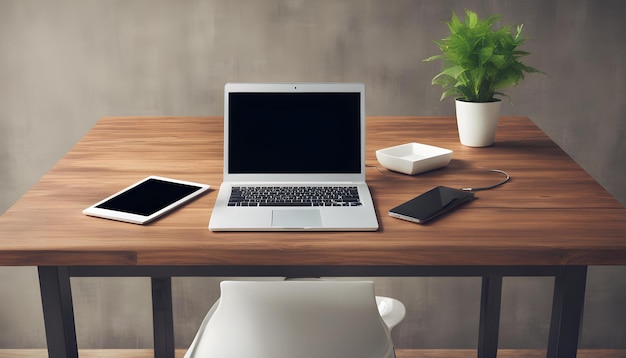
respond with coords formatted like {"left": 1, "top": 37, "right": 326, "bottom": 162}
{"left": 272, "top": 209, "right": 322, "bottom": 228}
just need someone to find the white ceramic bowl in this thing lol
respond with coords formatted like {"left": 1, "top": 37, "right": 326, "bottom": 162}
{"left": 375, "top": 142, "right": 453, "bottom": 175}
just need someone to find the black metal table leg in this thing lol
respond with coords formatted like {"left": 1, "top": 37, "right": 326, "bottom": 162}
{"left": 547, "top": 265, "right": 588, "bottom": 358}
{"left": 152, "top": 277, "right": 175, "bottom": 358}
{"left": 38, "top": 266, "right": 79, "bottom": 358}
{"left": 37, "top": 264, "right": 586, "bottom": 358}
{"left": 478, "top": 274, "right": 503, "bottom": 358}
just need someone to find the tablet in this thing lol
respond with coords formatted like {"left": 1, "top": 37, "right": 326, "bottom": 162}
{"left": 83, "top": 176, "right": 210, "bottom": 224}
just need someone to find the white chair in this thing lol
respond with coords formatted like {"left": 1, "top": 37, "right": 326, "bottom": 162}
{"left": 184, "top": 280, "right": 406, "bottom": 358}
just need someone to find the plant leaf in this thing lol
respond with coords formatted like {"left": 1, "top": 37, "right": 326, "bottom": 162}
{"left": 478, "top": 47, "right": 494, "bottom": 66}
{"left": 423, "top": 54, "right": 443, "bottom": 62}
{"left": 440, "top": 87, "right": 460, "bottom": 101}
{"left": 441, "top": 65, "right": 467, "bottom": 79}
{"left": 466, "top": 10, "right": 479, "bottom": 28}
{"left": 423, "top": 9, "right": 545, "bottom": 102}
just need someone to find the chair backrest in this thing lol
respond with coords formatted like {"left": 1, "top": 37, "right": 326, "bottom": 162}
{"left": 185, "top": 280, "right": 396, "bottom": 358}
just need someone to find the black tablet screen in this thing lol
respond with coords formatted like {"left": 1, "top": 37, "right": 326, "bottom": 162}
{"left": 96, "top": 179, "right": 202, "bottom": 216}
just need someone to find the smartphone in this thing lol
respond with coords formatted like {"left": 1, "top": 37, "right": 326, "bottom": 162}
{"left": 389, "top": 186, "right": 475, "bottom": 224}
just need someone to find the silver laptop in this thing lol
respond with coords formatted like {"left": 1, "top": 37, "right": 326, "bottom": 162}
{"left": 208, "top": 82, "right": 379, "bottom": 231}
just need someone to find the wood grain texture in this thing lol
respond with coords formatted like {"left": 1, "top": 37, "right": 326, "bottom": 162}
{"left": 1, "top": 116, "right": 625, "bottom": 266}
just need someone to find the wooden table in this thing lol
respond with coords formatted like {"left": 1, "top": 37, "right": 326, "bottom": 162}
{"left": 1, "top": 116, "right": 625, "bottom": 358}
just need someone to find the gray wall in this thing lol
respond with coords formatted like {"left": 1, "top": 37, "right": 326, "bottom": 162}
{"left": 1, "top": 0, "right": 625, "bottom": 350}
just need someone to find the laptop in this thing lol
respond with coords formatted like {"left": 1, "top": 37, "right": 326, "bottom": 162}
{"left": 208, "top": 82, "right": 379, "bottom": 231}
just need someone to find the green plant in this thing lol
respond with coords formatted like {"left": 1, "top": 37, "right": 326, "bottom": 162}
{"left": 424, "top": 10, "right": 543, "bottom": 103}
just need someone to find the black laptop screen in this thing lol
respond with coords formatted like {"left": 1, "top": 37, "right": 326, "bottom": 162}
{"left": 228, "top": 92, "right": 362, "bottom": 174}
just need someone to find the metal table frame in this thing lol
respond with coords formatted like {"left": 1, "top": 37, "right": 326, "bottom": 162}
{"left": 38, "top": 265, "right": 587, "bottom": 358}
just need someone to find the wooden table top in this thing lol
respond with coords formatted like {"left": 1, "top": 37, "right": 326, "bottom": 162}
{"left": 1, "top": 116, "right": 625, "bottom": 267}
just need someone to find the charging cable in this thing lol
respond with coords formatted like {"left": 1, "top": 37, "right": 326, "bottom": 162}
{"left": 460, "top": 169, "right": 510, "bottom": 191}
{"left": 367, "top": 165, "right": 511, "bottom": 191}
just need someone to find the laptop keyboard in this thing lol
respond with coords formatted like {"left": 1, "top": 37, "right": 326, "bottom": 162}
{"left": 228, "top": 186, "right": 362, "bottom": 207}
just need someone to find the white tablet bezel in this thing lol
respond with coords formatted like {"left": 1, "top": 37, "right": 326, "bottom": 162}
{"left": 83, "top": 176, "right": 210, "bottom": 224}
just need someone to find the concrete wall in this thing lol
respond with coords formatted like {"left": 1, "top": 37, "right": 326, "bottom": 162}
{"left": 1, "top": 0, "right": 624, "bottom": 350}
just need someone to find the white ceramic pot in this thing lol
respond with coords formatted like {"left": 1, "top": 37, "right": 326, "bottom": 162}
{"left": 455, "top": 99, "right": 502, "bottom": 147}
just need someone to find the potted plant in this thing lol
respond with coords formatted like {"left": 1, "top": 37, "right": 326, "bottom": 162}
{"left": 424, "top": 10, "right": 543, "bottom": 147}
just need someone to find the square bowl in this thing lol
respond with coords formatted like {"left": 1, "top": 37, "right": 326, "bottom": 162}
{"left": 375, "top": 142, "right": 453, "bottom": 175}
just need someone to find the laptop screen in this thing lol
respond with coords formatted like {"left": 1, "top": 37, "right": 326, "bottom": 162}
{"left": 228, "top": 92, "right": 361, "bottom": 174}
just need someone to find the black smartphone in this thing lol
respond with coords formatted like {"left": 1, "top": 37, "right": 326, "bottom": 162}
{"left": 389, "top": 186, "right": 475, "bottom": 224}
